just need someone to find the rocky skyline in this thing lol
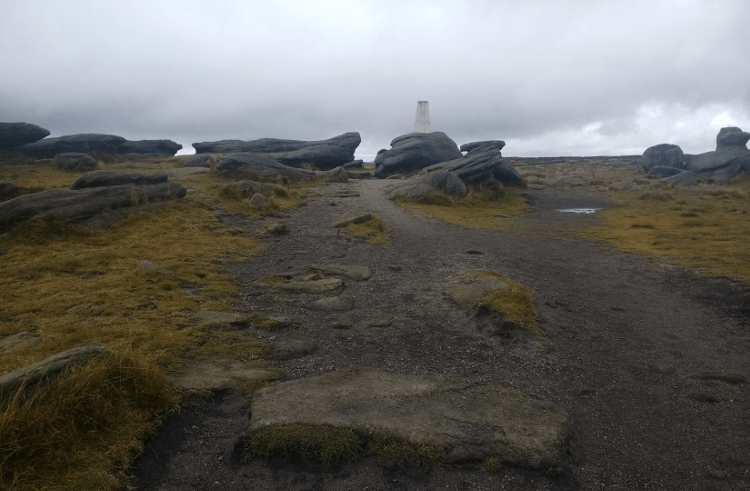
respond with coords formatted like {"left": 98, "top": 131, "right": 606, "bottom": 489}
{"left": 1, "top": 0, "right": 749, "bottom": 159}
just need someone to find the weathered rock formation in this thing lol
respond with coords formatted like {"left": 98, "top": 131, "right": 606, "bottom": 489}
{"left": 193, "top": 133, "right": 360, "bottom": 170}
{"left": 0, "top": 122, "right": 50, "bottom": 148}
{"left": 460, "top": 140, "right": 505, "bottom": 156}
{"left": 248, "top": 368, "right": 572, "bottom": 469}
{"left": 15, "top": 134, "right": 182, "bottom": 158}
{"left": 426, "top": 149, "right": 526, "bottom": 188}
{"left": 375, "top": 132, "right": 463, "bottom": 178}
{"left": 386, "top": 169, "right": 468, "bottom": 201}
{"left": 641, "top": 127, "right": 750, "bottom": 182}
{"left": 0, "top": 171, "right": 186, "bottom": 231}
{"left": 214, "top": 153, "right": 316, "bottom": 182}
{"left": 56, "top": 153, "right": 98, "bottom": 171}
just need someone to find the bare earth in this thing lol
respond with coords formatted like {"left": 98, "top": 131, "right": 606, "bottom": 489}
{"left": 130, "top": 178, "right": 750, "bottom": 491}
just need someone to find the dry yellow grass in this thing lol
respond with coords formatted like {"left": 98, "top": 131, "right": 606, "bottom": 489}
{"left": 346, "top": 215, "right": 389, "bottom": 245}
{"left": 398, "top": 189, "right": 531, "bottom": 230}
{"left": 0, "top": 155, "right": 315, "bottom": 489}
{"left": 472, "top": 271, "right": 543, "bottom": 339}
{"left": 581, "top": 176, "right": 750, "bottom": 285}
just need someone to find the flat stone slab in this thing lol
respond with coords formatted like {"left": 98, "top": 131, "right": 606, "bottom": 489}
{"left": 170, "top": 358, "right": 285, "bottom": 391}
{"left": 0, "top": 345, "right": 109, "bottom": 400}
{"left": 249, "top": 368, "right": 572, "bottom": 469}
{"left": 304, "top": 295, "right": 355, "bottom": 311}
{"left": 0, "top": 331, "right": 42, "bottom": 357}
{"left": 307, "top": 264, "right": 373, "bottom": 281}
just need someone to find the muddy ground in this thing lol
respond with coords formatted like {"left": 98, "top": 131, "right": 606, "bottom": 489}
{"left": 130, "top": 177, "right": 750, "bottom": 490}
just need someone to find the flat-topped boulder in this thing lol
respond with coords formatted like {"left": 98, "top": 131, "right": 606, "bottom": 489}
{"left": 15, "top": 134, "right": 182, "bottom": 158}
{"left": 375, "top": 132, "right": 463, "bottom": 178}
{"left": 0, "top": 179, "right": 186, "bottom": 231}
{"left": 460, "top": 140, "right": 505, "bottom": 155}
{"left": 193, "top": 132, "right": 361, "bottom": 170}
{"left": 248, "top": 368, "right": 572, "bottom": 468}
{"left": 214, "top": 153, "right": 316, "bottom": 182}
{"left": 0, "top": 122, "right": 50, "bottom": 148}
{"left": 71, "top": 170, "right": 168, "bottom": 190}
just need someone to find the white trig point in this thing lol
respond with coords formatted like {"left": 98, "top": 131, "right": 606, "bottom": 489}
{"left": 414, "top": 101, "right": 432, "bottom": 133}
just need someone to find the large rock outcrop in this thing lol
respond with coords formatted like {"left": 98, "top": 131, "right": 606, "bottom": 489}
{"left": 386, "top": 169, "right": 468, "bottom": 201}
{"left": 0, "top": 123, "right": 51, "bottom": 148}
{"left": 248, "top": 368, "right": 572, "bottom": 469}
{"left": 375, "top": 132, "right": 463, "bottom": 178}
{"left": 214, "top": 153, "right": 316, "bottom": 182}
{"left": 426, "top": 149, "right": 526, "bottom": 188}
{"left": 640, "top": 144, "right": 685, "bottom": 172}
{"left": 15, "top": 134, "right": 182, "bottom": 158}
{"left": 71, "top": 170, "right": 168, "bottom": 190}
{"left": 0, "top": 171, "right": 186, "bottom": 231}
{"left": 193, "top": 133, "right": 360, "bottom": 170}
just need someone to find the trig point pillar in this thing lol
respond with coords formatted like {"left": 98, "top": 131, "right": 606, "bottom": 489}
{"left": 414, "top": 101, "right": 432, "bottom": 133}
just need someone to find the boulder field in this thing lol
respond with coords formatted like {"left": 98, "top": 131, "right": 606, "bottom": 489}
{"left": 641, "top": 126, "right": 750, "bottom": 183}
{"left": 193, "top": 132, "right": 361, "bottom": 170}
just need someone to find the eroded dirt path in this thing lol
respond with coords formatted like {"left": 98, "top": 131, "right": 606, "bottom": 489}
{"left": 131, "top": 178, "right": 750, "bottom": 491}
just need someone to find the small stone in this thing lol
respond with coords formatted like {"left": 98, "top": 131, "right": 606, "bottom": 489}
{"left": 248, "top": 193, "right": 268, "bottom": 206}
{"left": 708, "top": 470, "right": 727, "bottom": 480}
{"left": 388, "top": 265, "right": 402, "bottom": 272}
{"left": 305, "top": 296, "right": 355, "bottom": 311}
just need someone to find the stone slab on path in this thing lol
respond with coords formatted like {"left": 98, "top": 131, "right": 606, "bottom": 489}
{"left": 170, "top": 358, "right": 285, "bottom": 391}
{"left": 307, "top": 264, "right": 373, "bottom": 281}
{"left": 249, "top": 368, "right": 572, "bottom": 469}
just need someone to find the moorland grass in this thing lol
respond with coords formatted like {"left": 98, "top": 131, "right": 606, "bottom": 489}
{"left": 244, "top": 424, "right": 446, "bottom": 469}
{"left": 397, "top": 187, "right": 531, "bottom": 230}
{"left": 472, "top": 271, "right": 543, "bottom": 339}
{"left": 0, "top": 352, "right": 177, "bottom": 491}
{"left": 582, "top": 176, "right": 750, "bottom": 285}
{"left": 0, "top": 155, "right": 312, "bottom": 489}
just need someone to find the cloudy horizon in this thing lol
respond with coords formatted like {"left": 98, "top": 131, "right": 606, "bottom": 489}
{"left": 2, "top": 0, "right": 749, "bottom": 161}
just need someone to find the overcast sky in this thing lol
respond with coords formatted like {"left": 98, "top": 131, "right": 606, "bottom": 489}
{"left": 2, "top": 0, "right": 749, "bottom": 160}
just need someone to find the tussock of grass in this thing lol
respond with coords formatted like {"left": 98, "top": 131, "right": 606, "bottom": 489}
{"left": 244, "top": 425, "right": 446, "bottom": 469}
{"left": 474, "top": 271, "right": 542, "bottom": 338}
{"left": 484, "top": 456, "right": 504, "bottom": 472}
{"left": 398, "top": 189, "right": 530, "bottom": 230}
{"left": 342, "top": 214, "right": 389, "bottom": 245}
{"left": 245, "top": 424, "right": 363, "bottom": 466}
{"left": 583, "top": 176, "right": 750, "bottom": 284}
{"left": 0, "top": 352, "right": 177, "bottom": 491}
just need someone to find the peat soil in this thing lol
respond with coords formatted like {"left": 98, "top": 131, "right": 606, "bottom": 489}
{"left": 130, "top": 178, "right": 750, "bottom": 491}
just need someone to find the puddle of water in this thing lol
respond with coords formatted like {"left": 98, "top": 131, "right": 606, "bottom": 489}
{"left": 558, "top": 208, "right": 600, "bottom": 214}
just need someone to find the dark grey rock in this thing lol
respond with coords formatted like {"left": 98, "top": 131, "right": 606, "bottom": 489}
{"left": 648, "top": 165, "right": 684, "bottom": 177}
{"left": 184, "top": 154, "right": 215, "bottom": 167}
{"left": 193, "top": 133, "right": 361, "bottom": 170}
{"left": 15, "top": 133, "right": 181, "bottom": 157}
{"left": 118, "top": 139, "right": 182, "bottom": 156}
{"left": 684, "top": 151, "right": 747, "bottom": 174}
{"left": 374, "top": 149, "right": 387, "bottom": 166}
{"left": 641, "top": 144, "right": 685, "bottom": 172}
{"left": 387, "top": 169, "right": 467, "bottom": 201}
{"left": 0, "top": 181, "right": 19, "bottom": 201}
{"left": 492, "top": 159, "right": 527, "bottom": 187}
{"left": 460, "top": 140, "right": 505, "bottom": 155}
{"left": 663, "top": 170, "right": 698, "bottom": 187}
{"left": 342, "top": 159, "right": 363, "bottom": 169}
{"left": 706, "top": 161, "right": 743, "bottom": 182}
{"left": 0, "top": 123, "right": 50, "bottom": 148}
{"left": 716, "top": 126, "right": 750, "bottom": 150}
{"left": 56, "top": 153, "right": 98, "bottom": 171}
{"left": 214, "top": 153, "right": 316, "bottom": 182}
{"left": 71, "top": 170, "right": 168, "bottom": 190}
{"left": 0, "top": 181, "right": 187, "bottom": 231}
{"left": 315, "top": 166, "right": 348, "bottom": 181}
{"left": 0, "top": 346, "right": 109, "bottom": 400}
{"left": 375, "top": 132, "right": 463, "bottom": 178}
